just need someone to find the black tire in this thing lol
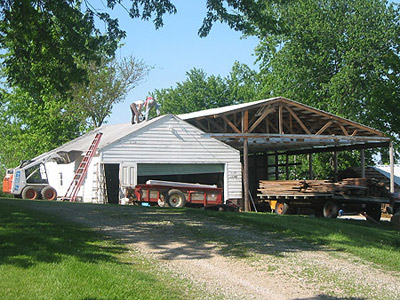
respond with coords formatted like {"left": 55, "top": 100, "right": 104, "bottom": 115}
{"left": 365, "top": 203, "right": 381, "bottom": 222}
{"left": 166, "top": 189, "right": 186, "bottom": 208}
{"left": 275, "top": 201, "right": 290, "bottom": 215}
{"left": 22, "top": 186, "right": 39, "bottom": 200}
{"left": 41, "top": 186, "right": 57, "bottom": 201}
{"left": 323, "top": 201, "right": 338, "bottom": 218}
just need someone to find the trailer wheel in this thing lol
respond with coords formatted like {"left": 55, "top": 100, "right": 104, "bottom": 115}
{"left": 166, "top": 189, "right": 186, "bottom": 208}
{"left": 323, "top": 201, "right": 338, "bottom": 218}
{"left": 275, "top": 201, "right": 289, "bottom": 215}
{"left": 41, "top": 186, "right": 57, "bottom": 201}
{"left": 365, "top": 203, "right": 381, "bottom": 222}
{"left": 22, "top": 186, "right": 39, "bottom": 200}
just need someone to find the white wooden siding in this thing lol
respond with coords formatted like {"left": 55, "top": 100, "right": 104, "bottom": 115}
{"left": 102, "top": 116, "right": 242, "bottom": 200}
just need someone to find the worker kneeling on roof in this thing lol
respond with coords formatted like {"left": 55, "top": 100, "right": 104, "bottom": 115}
{"left": 144, "top": 96, "right": 160, "bottom": 121}
{"left": 130, "top": 96, "right": 160, "bottom": 124}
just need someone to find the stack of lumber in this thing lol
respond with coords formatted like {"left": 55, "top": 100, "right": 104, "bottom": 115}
{"left": 258, "top": 178, "right": 390, "bottom": 197}
{"left": 258, "top": 180, "right": 334, "bottom": 195}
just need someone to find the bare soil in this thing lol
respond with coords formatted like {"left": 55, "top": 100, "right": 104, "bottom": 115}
{"left": 6, "top": 199, "right": 400, "bottom": 300}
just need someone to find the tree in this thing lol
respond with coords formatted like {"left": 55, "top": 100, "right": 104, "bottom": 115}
{"left": 0, "top": 88, "right": 84, "bottom": 171}
{"left": 250, "top": 0, "right": 400, "bottom": 141}
{"left": 71, "top": 56, "right": 151, "bottom": 127}
{"left": 153, "top": 62, "right": 261, "bottom": 115}
{"left": 0, "top": 0, "right": 267, "bottom": 98}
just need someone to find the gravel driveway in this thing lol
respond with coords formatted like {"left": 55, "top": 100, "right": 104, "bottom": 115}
{"left": 4, "top": 199, "right": 400, "bottom": 300}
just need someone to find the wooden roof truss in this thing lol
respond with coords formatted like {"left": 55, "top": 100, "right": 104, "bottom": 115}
{"left": 185, "top": 98, "right": 390, "bottom": 153}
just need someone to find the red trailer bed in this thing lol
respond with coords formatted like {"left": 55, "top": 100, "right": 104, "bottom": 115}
{"left": 127, "top": 180, "right": 223, "bottom": 208}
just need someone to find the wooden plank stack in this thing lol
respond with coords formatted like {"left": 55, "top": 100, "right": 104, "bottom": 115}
{"left": 258, "top": 178, "right": 390, "bottom": 197}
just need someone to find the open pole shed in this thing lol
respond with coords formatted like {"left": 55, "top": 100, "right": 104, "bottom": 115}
{"left": 180, "top": 97, "right": 393, "bottom": 211}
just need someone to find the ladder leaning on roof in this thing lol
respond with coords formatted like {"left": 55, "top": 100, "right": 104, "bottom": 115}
{"left": 62, "top": 132, "right": 103, "bottom": 202}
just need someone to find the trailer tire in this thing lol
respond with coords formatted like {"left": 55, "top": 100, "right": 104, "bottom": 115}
{"left": 365, "top": 203, "right": 381, "bottom": 222}
{"left": 275, "top": 201, "right": 290, "bottom": 215}
{"left": 22, "top": 186, "right": 39, "bottom": 200}
{"left": 166, "top": 189, "right": 186, "bottom": 208}
{"left": 41, "top": 186, "right": 57, "bottom": 201}
{"left": 323, "top": 201, "right": 338, "bottom": 218}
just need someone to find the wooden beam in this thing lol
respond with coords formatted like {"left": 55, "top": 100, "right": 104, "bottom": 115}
{"left": 390, "top": 142, "right": 395, "bottom": 193}
{"left": 248, "top": 107, "right": 275, "bottom": 133}
{"left": 333, "top": 151, "right": 338, "bottom": 182}
{"left": 339, "top": 124, "right": 349, "bottom": 136}
{"left": 285, "top": 105, "right": 312, "bottom": 135}
{"left": 208, "top": 118, "right": 225, "bottom": 132}
{"left": 360, "top": 149, "right": 365, "bottom": 178}
{"left": 242, "top": 110, "right": 249, "bottom": 133}
{"left": 315, "top": 121, "right": 333, "bottom": 135}
{"left": 280, "top": 98, "right": 384, "bottom": 136}
{"left": 351, "top": 129, "right": 358, "bottom": 136}
{"left": 222, "top": 115, "right": 241, "bottom": 134}
{"left": 193, "top": 120, "right": 209, "bottom": 133}
{"left": 279, "top": 105, "right": 284, "bottom": 134}
{"left": 266, "top": 119, "right": 278, "bottom": 133}
{"left": 243, "top": 138, "right": 250, "bottom": 211}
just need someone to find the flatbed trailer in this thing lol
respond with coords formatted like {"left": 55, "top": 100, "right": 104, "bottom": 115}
{"left": 126, "top": 180, "right": 224, "bottom": 208}
{"left": 258, "top": 192, "right": 400, "bottom": 221}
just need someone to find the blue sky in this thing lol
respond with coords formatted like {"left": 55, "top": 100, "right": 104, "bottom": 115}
{"left": 98, "top": 1, "right": 259, "bottom": 125}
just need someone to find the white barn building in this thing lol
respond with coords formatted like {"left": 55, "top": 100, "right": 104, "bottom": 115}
{"left": 38, "top": 114, "right": 242, "bottom": 204}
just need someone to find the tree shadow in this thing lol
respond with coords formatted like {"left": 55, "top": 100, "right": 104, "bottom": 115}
{"left": 0, "top": 199, "right": 125, "bottom": 268}
{"left": 294, "top": 295, "right": 366, "bottom": 300}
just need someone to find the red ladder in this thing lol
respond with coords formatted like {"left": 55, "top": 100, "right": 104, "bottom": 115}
{"left": 62, "top": 132, "right": 103, "bottom": 202}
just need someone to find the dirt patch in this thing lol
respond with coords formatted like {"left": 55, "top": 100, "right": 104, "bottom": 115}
{"left": 5, "top": 199, "right": 400, "bottom": 300}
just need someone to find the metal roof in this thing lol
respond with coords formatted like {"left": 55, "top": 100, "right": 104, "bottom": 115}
{"left": 32, "top": 115, "right": 168, "bottom": 163}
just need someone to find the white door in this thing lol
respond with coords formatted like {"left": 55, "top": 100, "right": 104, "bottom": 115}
{"left": 120, "top": 163, "right": 136, "bottom": 188}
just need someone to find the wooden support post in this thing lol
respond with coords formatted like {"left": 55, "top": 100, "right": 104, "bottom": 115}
{"left": 333, "top": 151, "right": 338, "bottom": 182}
{"left": 360, "top": 149, "right": 365, "bottom": 178}
{"left": 242, "top": 110, "right": 250, "bottom": 211}
{"left": 390, "top": 142, "right": 395, "bottom": 193}
{"left": 285, "top": 154, "right": 289, "bottom": 180}
{"left": 243, "top": 138, "right": 250, "bottom": 211}
{"left": 308, "top": 153, "right": 313, "bottom": 180}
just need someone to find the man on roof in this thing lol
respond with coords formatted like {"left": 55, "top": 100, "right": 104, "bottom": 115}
{"left": 144, "top": 96, "right": 160, "bottom": 121}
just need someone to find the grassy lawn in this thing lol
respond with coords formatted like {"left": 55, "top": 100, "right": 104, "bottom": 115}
{"left": 185, "top": 208, "right": 400, "bottom": 272}
{"left": 0, "top": 201, "right": 195, "bottom": 300}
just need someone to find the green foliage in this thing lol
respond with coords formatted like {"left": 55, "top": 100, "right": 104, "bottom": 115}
{"left": 153, "top": 62, "right": 261, "bottom": 114}
{"left": 71, "top": 56, "right": 151, "bottom": 127}
{"left": 250, "top": 0, "right": 400, "bottom": 141}
{"left": 0, "top": 89, "right": 84, "bottom": 171}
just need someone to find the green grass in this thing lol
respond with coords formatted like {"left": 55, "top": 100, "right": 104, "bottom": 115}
{"left": 184, "top": 208, "right": 400, "bottom": 272}
{"left": 0, "top": 202, "right": 195, "bottom": 300}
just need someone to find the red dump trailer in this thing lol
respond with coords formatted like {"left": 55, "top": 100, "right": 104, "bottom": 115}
{"left": 125, "top": 180, "right": 224, "bottom": 208}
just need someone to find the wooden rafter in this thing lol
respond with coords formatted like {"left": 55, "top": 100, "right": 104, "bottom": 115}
{"left": 248, "top": 107, "right": 276, "bottom": 133}
{"left": 280, "top": 98, "right": 383, "bottom": 136}
{"left": 285, "top": 105, "right": 312, "bottom": 135}
{"left": 208, "top": 118, "right": 225, "bottom": 132}
{"left": 315, "top": 121, "right": 333, "bottom": 135}
{"left": 278, "top": 105, "right": 283, "bottom": 134}
{"left": 222, "top": 115, "right": 241, "bottom": 134}
{"left": 339, "top": 124, "right": 349, "bottom": 136}
{"left": 194, "top": 119, "right": 209, "bottom": 133}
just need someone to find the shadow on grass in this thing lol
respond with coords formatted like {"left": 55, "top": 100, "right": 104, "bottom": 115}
{"left": 294, "top": 295, "right": 366, "bottom": 300}
{"left": 1, "top": 198, "right": 399, "bottom": 269}
{"left": 0, "top": 199, "right": 125, "bottom": 268}
{"left": 0, "top": 198, "right": 323, "bottom": 262}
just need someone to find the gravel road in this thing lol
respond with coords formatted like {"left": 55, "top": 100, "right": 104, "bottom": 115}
{"left": 4, "top": 199, "right": 400, "bottom": 300}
